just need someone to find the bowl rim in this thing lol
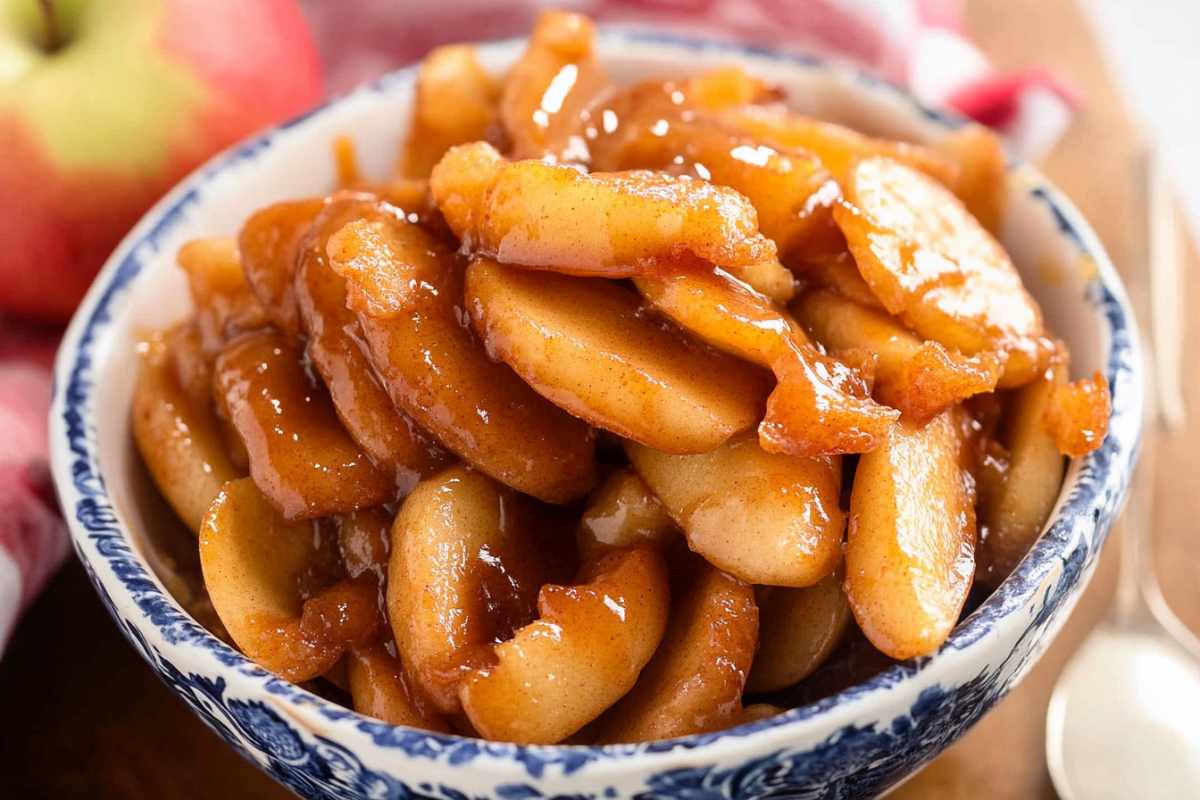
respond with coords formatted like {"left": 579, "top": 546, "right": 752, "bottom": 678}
{"left": 48, "top": 27, "right": 1142, "bottom": 778}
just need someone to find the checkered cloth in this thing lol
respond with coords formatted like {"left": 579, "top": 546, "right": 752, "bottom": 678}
{"left": 1, "top": 0, "right": 1077, "bottom": 651}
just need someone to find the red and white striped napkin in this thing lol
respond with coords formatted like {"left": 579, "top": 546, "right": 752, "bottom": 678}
{"left": 1, "top": 0, "right": 1077, "bottom": 652}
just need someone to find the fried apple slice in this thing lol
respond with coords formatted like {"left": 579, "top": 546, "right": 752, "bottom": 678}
{"left": 401, "top": 45, "right": 499, "bottom": 178}
{"left": 132, "top": 330, "right": 241, "bottom": 533}
{"left": 467, "top": 259, "right": 770, "bottom": 454}
{"left": 719, "top": 104, "right": 959, "bottom": 189}
{"left": 635, "top": 269, "right": 897, "bottom": 456}
{"left": 336, "top": 508, "right": 391, "bottom": 582}
{"left": 591, "top": 112, "right": 841, "bottom": 262}
{"left": 626, "top": 433, "right": 843, "bottom": 587}
{"left": 295, "top": 197, "right": 450, "bottom": 490}
{"left": 977, "top": 366, "right": 1067, "bottom": 583}
{"left": 791, "top": 250, "right": 882, "bottom": 309}
{"left": 388, "top": 465, "right": 546, "bottom": 714}
{"left": 458, "top": 547, "right": 670, "bottom": 744}
{"left": 933, "top": 123, "right": 1008, "bottom": 234}
{"left": 430, "top": 141, "right": 776, "bottom": 276}
{"left": 1044, "top": 371, "right": 1110, "bottom": 457}
{"left": 500, "top": 9, "right": 607, "bottom": 160}
{"left": 214, "top": 329, "right": 394, "bottom": 519}
{"left": 576, "top": 468, "right": 678, "bottom": 560}
{"left": 177, "top": 237, "right": 267, "bottom": 358}
{"left": 684, "top": 65, "right": 781, "bottom": 109}
{"left": 847, "top": 408, "right": 977, "bottom": 660}
{"left": 348, "top": 644, "right": 452, "bottom": 732}
{"left": 199, "top": 478, "right": 343, "bottom": 681}
{"left": 238, "top": 197, "right": 326, "bottom": 336}
{"left": 835, "top": 156, "right": 1050, "bottom": 386}
{"left": 793, "top": 288, "right": 1002, "bottom": 422}
{"left": 747, "top": 573, "right": 851, "bottom": 693}
{"left": 325, "top": 215, "right": 596, "bottom": 503}
{"left": 592, "top": 558, "right": 758, "bottom": 743}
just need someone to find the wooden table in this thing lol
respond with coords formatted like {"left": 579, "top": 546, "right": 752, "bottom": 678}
{"left": 2, "top": 0, "right": 1196, "bottom": 796}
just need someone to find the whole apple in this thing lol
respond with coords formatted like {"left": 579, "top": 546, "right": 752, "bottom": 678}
{"left": 0, "top": 0, "right": 322, "bottom": 322}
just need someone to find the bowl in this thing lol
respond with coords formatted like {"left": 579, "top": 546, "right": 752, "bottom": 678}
{"left": 48, "top": 29, "right": 1141, "bottom": 799}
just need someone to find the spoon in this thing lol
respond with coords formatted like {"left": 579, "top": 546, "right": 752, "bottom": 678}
{"left": 1045, "top": 148, "right": 1200, "bottom": 799}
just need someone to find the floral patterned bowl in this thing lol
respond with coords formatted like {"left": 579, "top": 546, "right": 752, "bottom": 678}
{"left": 48, "top": 30, "right": 1141, "bottom": 800}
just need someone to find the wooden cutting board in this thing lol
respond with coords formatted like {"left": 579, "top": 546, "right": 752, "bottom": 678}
{"left": 2, "top": 0, "right": 1195, "bottom": 796}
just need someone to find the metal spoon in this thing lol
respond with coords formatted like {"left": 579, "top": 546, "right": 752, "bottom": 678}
{"left": 1045, "top": 149, "right": 1200, "bottom": 799}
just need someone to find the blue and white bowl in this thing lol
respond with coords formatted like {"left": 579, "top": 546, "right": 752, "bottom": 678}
{"left": 48, "top": 30, "right": 1141, "bottom": 800}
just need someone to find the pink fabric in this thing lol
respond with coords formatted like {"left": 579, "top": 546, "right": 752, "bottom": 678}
{"left": 2, "top": 0, "right": 1076, "bottom": 652}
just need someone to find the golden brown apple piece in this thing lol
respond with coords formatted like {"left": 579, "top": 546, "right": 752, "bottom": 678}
{"left": 401, "top": 45, "right": 499, "bottom": 178}
{"left": 336, "top": 507, "right": 392, "bottom": 582}
{"left": 238, "top": 197, "right": 326, "bottom": 336}
{"left": 347, "top": 644, "right": 452, "bottom": 732}
{"left": 932, "top": 123, "right": 1008, "bottom": 234}
{"left": 214, "top": 329, "right": 395, "bottom": 519}
{"left": 977, "top": 363, "right": 1067, "bottom": 583}
{"left": 793, "top": 288, "right": 1002, "bottom": 423}
{"left": 576, "top": 468, "right": 678, "bottom": 561}
{"left": 499, "top": 9, "right": 607, "bottom": 160}
{"left": 132, "top": 330, "right": 241, "bottom": 533}
{"left": 718, "top": 104, "right": 959, "bottom": 190}
{"left": 835, "top": 156, "right": 1051, "bottom": 386}
{"left": 430, "top": 141, "right": 776, "bottom": 276}
{"left": 635, "top": 269, "right": 898, "bottom": 456}
{"left": 387, "top": 465, "right": 547, "bottom": 714}
{"left": 458, "top": 547, "right": 670, "bottom": 744}
{"left": 1044, "top": 371, "right": 1111, "bottom": 457}
{"left": 466, "top": 258, "right": 771, "bottom": 454}
{"left": 199, "top": 478, "right": 366, "bottom": 682}
{"left": 294, "top": 197, "right": 450, "bottom": 491}
{"left": 747, "top": 573, "right": 851, "bottom": 693}
{"left": 790, "top": 250, "right": 882, "bottom": 309}
{"left": 846, "top": 408, "right": 977, "bottom": 660}
{"left": 626, "top": 433, "right": 843, "bottom": 587}
{"left": 176, "top": 237, "right": 267, "bottom": 358}
{"left": 590, "top": 111, "right": 842, "bottom": 263}
{"left": 325, "top": 214, "right": 596, "bottom": 503}
{"left": 592, "top": 558, "right": 758, "bottom": 742}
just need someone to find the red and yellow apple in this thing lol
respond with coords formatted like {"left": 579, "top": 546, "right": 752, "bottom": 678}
{"left": 0, "top": 0, "right": 323, "bottom": 322}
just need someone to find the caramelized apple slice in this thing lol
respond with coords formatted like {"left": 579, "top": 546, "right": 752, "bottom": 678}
{"left": 336, "top": 508, "right": 391, "bottom": 582}
{"left": 835, "top": 156, "right": 1050, "bottom": 385}
{"left": 719, "top": 105, "right": 959, "bottom": 189}
{"left": 295, "top": 198, "right": 450, "bottom": 490}
{"left": 238, "top": 197, "right": 326, "bottom": 336}
{"left": 592, "top": 558, "right": 758, "bottom": 742}
{"left": 430, "top": 141, "right": 776, "bottom": 276}
{"left": 325, "top": 215, "right": 596, "bottom": 503}
{"left": 577, "top": 468, "right": 678, "bottom": 561}
{"left": 747, "top": 573, "right": 851, "bottom": 693}
{"left": 847, "top": 408, "right": 977, "bottom": 660}
{"left": 348, "top": 644, "right": 452, "bottom": 732}
{"left": 388, "top": 465, "right": 546, "bottom": 714}
{"left": 635, "top": 270, "right": 897, "bottom": 456}
{"left": 1044, "top": 371, "right": 1110, "bottom": 457}
{"left": 176, "top": 237, "right": 267, "bottom": 358}
{"left": 214, "top": 329, "right": 394, "bottom": 519}
{"left": 499, "top": 10, "right": 607, "bottom": 160}
{"left": 977, "top": 366, "right": 1066, "bottom": 583}
{"left": 791, "top": 250, "right": 883, "bottom": 310}
{"left": 467, "top": 259, "right": 770, "bottom": 454}
{"left": 933, "top": 123, "right": 1008, "bottom": 234}
{"left": 199, "top": 478, "right": 342, "bottom": 681}
{"left": 793, "top": 288, "right": 1002, "bottom": 422}
{"left": 458, "top": 547, "right": 670, "bottom": 743}
{"left": 401, "top": 45, "right": 499, "bottom": 178}
{"left": 626, "top": 433, "right": 843, "bottom": 587}
{"left": 132, "top": 330, "right": 241, "bottom": 533}
{"left": 591, "top": 113, "right": 841, "bottom": 262}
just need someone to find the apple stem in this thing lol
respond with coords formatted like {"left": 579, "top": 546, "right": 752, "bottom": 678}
{"left": 38, "top": 0, "right": 60, "bottom": 53}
